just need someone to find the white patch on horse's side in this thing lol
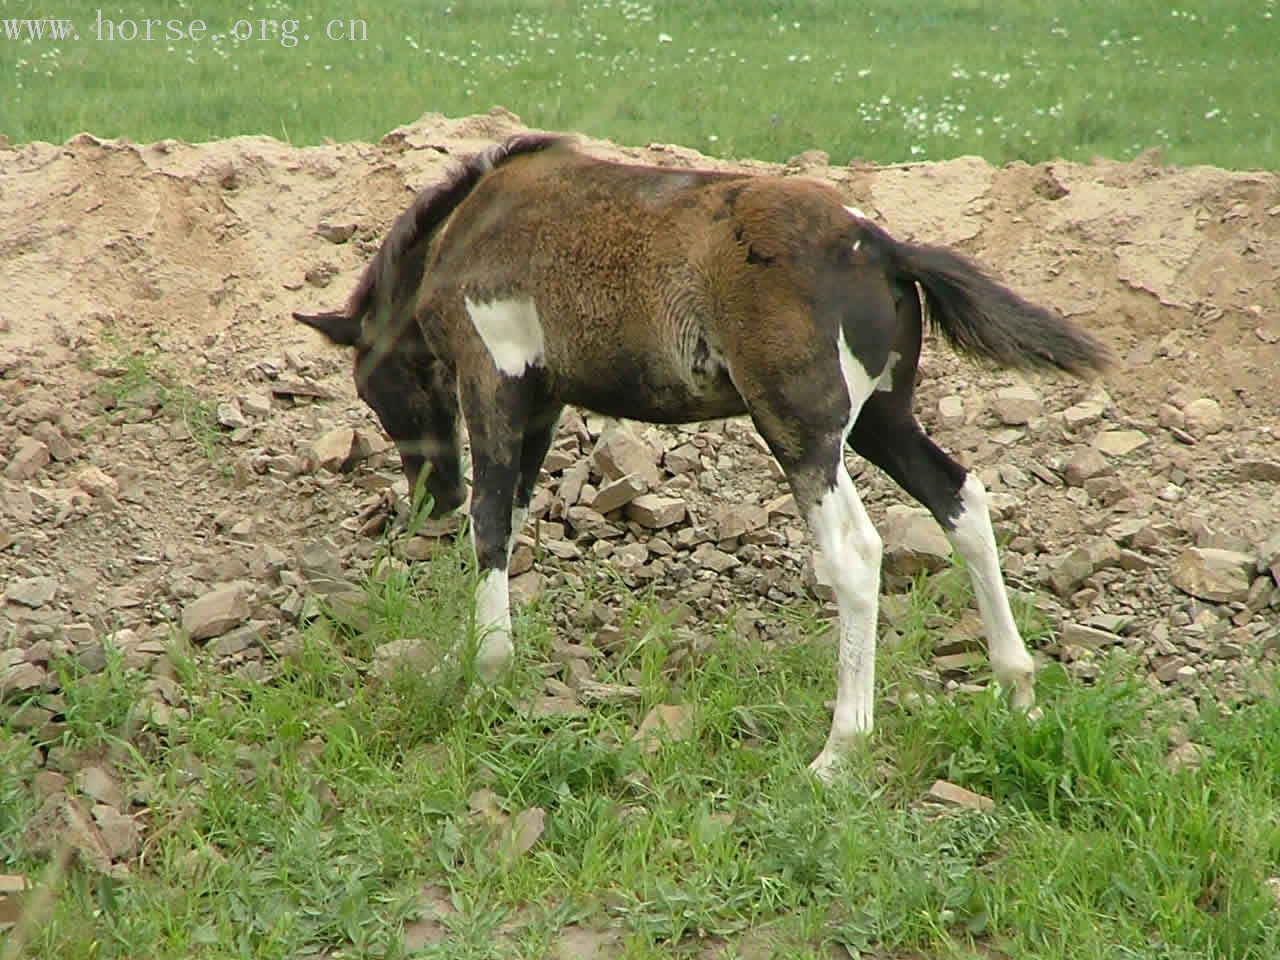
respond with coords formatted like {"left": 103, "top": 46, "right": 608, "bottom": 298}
{"left": 474, "top": 568, "right": 514, "bottom": 681}
{"left": 948, "top": 474, "right": 1036, "bottom": 708}
{"left": 464, "top": 297, "right": 546, "bottom": 377}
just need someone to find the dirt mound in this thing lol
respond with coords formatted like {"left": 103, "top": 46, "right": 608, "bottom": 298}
{"left": 2, "top": 108, "right": 1278, "bottom": 754}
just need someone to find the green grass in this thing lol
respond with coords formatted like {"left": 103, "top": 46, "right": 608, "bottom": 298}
{"left": 4, "top": 536, "right": 1279, "bottom": 958}
{"left": 85, "top": 335, "right": 228, "bottom": 467}
{"left": 2, "top": 1, "right": 1275, "bottom": 168}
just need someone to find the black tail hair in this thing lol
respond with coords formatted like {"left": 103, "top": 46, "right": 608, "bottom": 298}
{"left": 868, "top": 221, "right": 1111, "bottom": 376}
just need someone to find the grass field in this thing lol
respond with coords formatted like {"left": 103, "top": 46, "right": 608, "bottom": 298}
{"left": 2, "top": 0, "right": 1276, "bottom": 168}
{"left": 4, "top": 525, "right": 1280, "bottom": 959}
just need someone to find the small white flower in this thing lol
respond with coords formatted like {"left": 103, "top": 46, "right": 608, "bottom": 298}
{"left": 657, "top": 32, "right": 672, "bottom": 43}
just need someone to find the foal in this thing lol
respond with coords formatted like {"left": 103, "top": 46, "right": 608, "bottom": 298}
{"left": 296, "top": 134, "right": 1109, "bottom": 778}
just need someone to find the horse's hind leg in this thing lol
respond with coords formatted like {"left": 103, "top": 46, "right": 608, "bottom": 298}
{"left": 848, "top": 393, "right": 1036, "bottom": 709}
{"left": 737, "top": 335, "right": 886, "bottom": 781}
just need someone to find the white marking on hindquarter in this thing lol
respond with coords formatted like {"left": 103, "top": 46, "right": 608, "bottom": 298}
{"left": 836, "top": 332, "right": 875, "bottom": 440}
{"left": 464, "top": 297, "right": 546, "bottom": 377}
{"left": 948, "top": 474, "right": 1036, "bottom": 707}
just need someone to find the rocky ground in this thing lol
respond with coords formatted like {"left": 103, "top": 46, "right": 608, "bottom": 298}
{"left": 1, "top": 108, "right": 1278, "bottom": 876}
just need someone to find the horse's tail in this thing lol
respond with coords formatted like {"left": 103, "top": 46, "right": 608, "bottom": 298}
{"left": 294, "top": 132, "right": 573, "bottom": 346}
{"left": 865, "top": 220, "right": 1111, "bottom": 376}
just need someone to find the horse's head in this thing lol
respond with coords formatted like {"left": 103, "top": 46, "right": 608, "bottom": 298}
{"left": 294, "top": 307, "right": 464, "bottom": 517}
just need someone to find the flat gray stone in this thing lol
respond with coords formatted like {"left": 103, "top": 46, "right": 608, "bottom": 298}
{"left": 691, "top": 543, "right": 739, "bottom": 573}
{"left": 937, "top": 395, "right": 965, "bottom": 428}
{"left": 4, "top": 438, "right": 50, "bottom": 481}
{"left": 626, "top": 494, "right": 687, "bottom": 529}
{"left": 182, "top": 583, "right": 251, "bottom": 641}
{"left": 591, "top": 474, "right": 648, "bottom": 514}
{"left": 1062, "top": 400, "right": 1105, "bottom": 429}
{"left": 1064, "top": 447, "right": 1112, "bottom": 487}
{"left": 1093, "top": 429, "right": 1150, "bottom": 457}
{"left": 992, "top": 385, "right": 1042, "bottom": 425}
{"left": 883, "top": 505, "right": 952, "bottom": 576}
{"left": 75, "top": 766, "right": 124, "bottom": 809}
{"left": 5, "top": 576, "right": 58, "bottom": 608}
{"left": 926, "top": 779, "right": 994, "bottom": 812}
{"left": 590, "top": 426, "right": 661, "bottom": 487}
{"left": 1172, "top": 547, "right": 1255, "bottom": 603}
{"left": 1182, "top": 397, "right": 1225, "bottom": 436}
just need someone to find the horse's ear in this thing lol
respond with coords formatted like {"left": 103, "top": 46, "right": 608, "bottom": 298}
{"left": 294, "top": 309, "right": 361, "bottom": 347}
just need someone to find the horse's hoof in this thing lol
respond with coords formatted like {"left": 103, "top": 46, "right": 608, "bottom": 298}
{"left": 474, "top": 636, "right": 513, "bottom": 683}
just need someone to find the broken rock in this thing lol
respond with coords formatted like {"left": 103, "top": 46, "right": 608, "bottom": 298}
{"left": 92, "top": 805, "right": 141, "bottom": 860}
{"left": 992, "top": 385, "right": 1042, "bottom": 426}
{"left": 937, "top": 395, "right": 965, "bottom": 428}
{"left": 1093, "top": 429, "right": 1150, "bottom": 457}
{"left": 0, "top": 657, "right": 47, "bottom": 699}
{"left": 5, "top": 576, "right": 58, "bottom": 608}
{"left": 1062, "top": 400, "right": 1106, "bottom": 429}
{"left": 882, "top": 505, "right": 952, "bottom": 576}
{"left": 1172, "top": 548, "right": 1255, "bottom": 604}
{"left": 590, "top": 474, "right": 647, "bottom": 514}
{"left": 1048, "top": 538, "right": 1120, "bottom": 597}
{"left": 590, "top": 426, "right": 661, "bottom": 487}
{"left": 373, "top": 637, "right": 436, "bottom": 678}
{"left": 713, "top": 503, "right": 769, "bottom": 541}
{"left": 925, "top": 779, "right": 994, "bottom": 812}
{"left": 626, "top": 494, "right": 687, "bottom": 529}
{"left": 4, "top": 438, "right": 50, "bottom": 481}
{"left": 75, "top": 766, "right": 125, "bottom": 809}
{"left": 308, "top": 426, "right": 371, "bottom": 473}
{"left": 691, "top": 543, "right": 739, "bottom": 573}
{"left": 1182, "top": 397, "right": 1225, "bottom": 437}
{"left": 1060, "top": 623, "right": 1124, "bottom": 648}
{"left": 23, "top": 794, "right": 113, "bottom": 873}
{"left": 634, "top": 704, "right": 693, "bottom": 753}
{"left": 182, "top": 583, "right": 252, "bottom": 641}
{"left": 71, "top": 465, "right": 118, "bottom": 498}
{"left": 1064, "top": 447, "right": 1112, "bottom": 487}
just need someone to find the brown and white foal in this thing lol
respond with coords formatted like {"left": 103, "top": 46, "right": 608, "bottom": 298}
{"left": 296, "top": 134, "right": 1108, "bottom": 779}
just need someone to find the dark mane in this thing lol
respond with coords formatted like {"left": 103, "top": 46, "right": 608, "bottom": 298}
{"left": 345, "top": 132, "right": 573, "bottom": 323}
